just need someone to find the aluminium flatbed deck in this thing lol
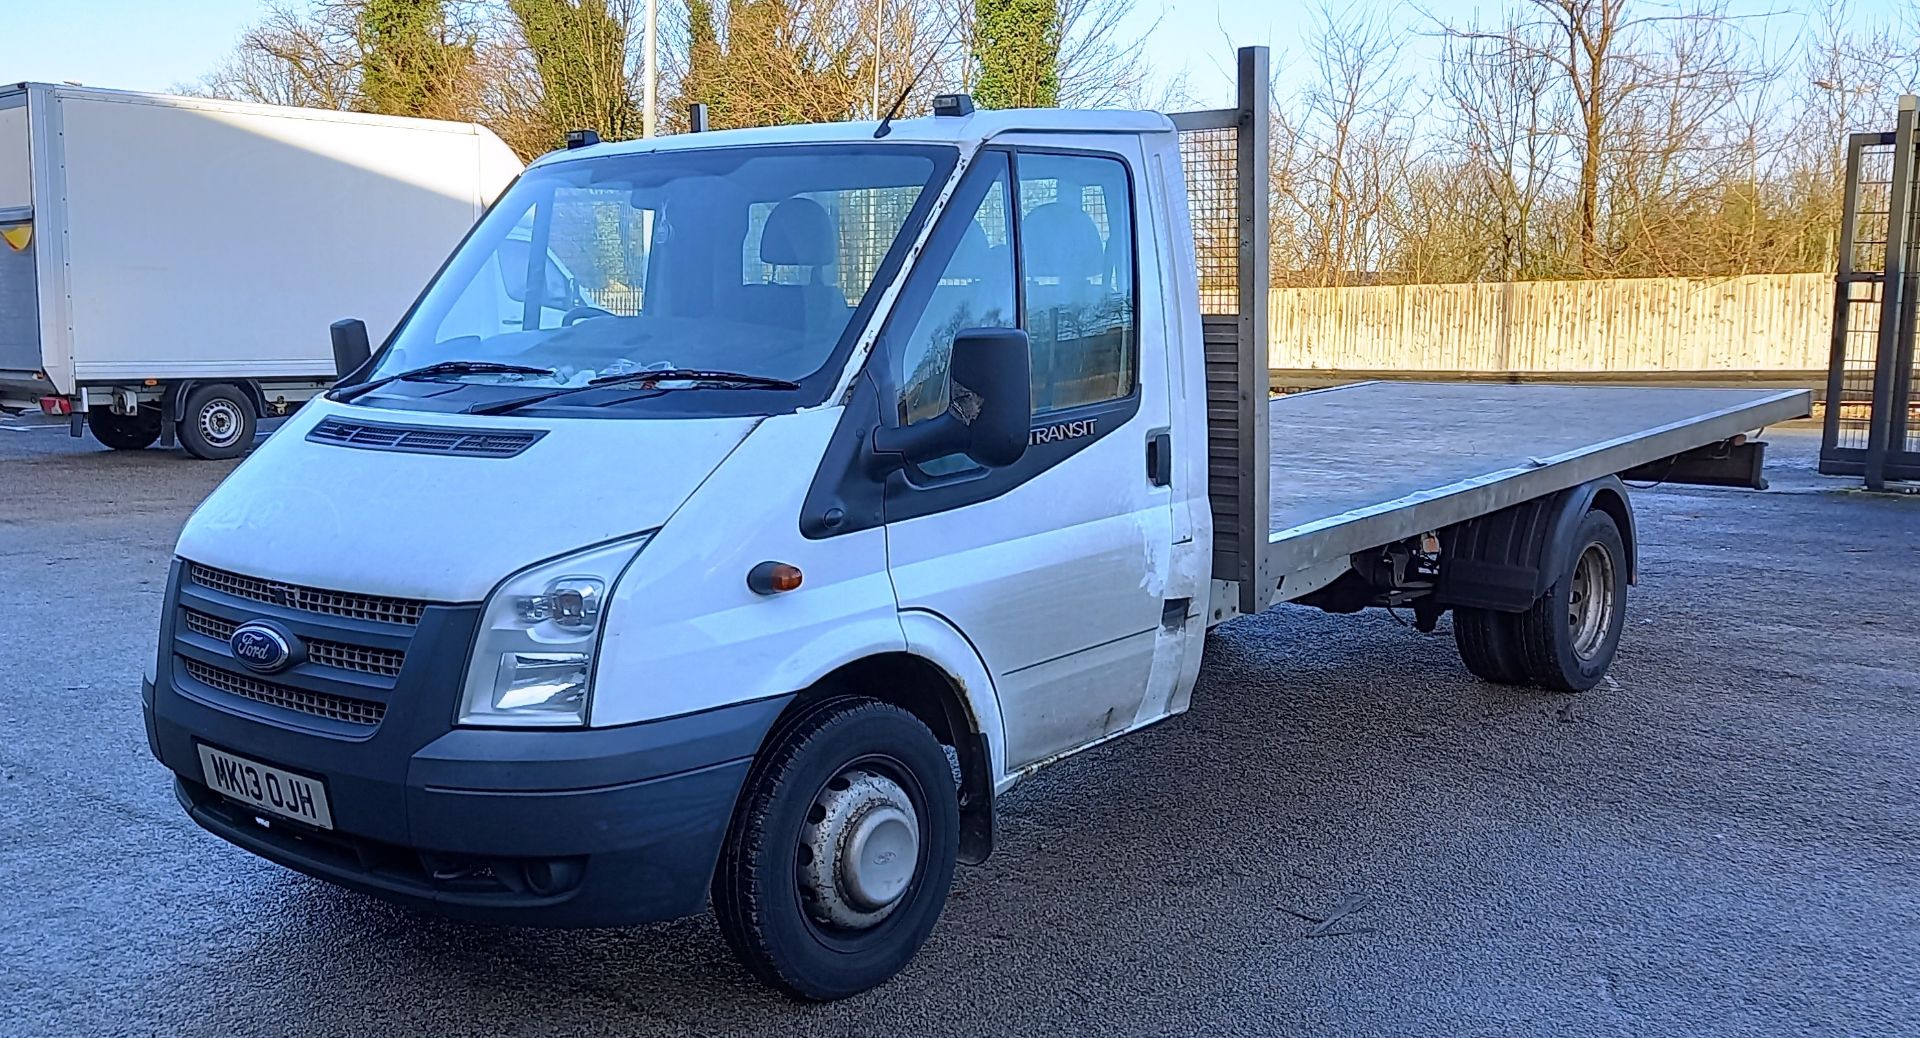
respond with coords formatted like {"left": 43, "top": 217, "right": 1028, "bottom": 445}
{"left": 1261, "top": 382, "right": 1812, "bottom": 594}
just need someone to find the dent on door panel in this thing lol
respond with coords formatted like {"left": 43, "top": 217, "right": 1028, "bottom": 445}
{"left": 997, "top": 628, "right": 1159, "bottom": 771}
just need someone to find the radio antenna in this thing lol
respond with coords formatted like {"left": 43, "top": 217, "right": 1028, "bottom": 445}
{"left": 874, "top": 35, "right": 953, "bottom": 139}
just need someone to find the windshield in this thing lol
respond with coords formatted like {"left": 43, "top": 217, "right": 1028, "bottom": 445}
{"left": 364, "top": 143, "right": 956, "bottom": 413}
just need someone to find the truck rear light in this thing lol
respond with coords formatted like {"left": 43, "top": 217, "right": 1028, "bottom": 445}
{"left": 39, "top": 396, "right": 72, "bottom": 416}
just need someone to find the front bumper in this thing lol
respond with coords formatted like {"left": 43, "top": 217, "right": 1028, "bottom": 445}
{"left": 144, "top": 560, "right": 789, "bottom": 927}
{"left": 149, "top": 675, "right": 788, "bottom": 927}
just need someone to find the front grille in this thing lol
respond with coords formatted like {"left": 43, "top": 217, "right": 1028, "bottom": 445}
{"left": 187, "top": 563, "right": 425, "bottom": 627}
{"left": 308, "top": 417, "right": 546, "bottom": 458}
{"left": 182, "top": 610, "right": 406, "bottom": 678}
{"left": 307, "top": 640, "right": 406, "bottom": 678}
{"left": 181, "top": 658, "right": 386, "bottom": 727}
{"left": 182, "top": 609, "right": 232, "bottom": 641}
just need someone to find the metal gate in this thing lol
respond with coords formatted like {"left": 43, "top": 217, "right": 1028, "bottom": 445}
{"left": 1822, "top": 98, "right": 1920, "bottom": 486}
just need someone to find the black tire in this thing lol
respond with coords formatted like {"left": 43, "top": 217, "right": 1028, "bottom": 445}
{"left": 1453, "top": 607, "right": 1528, "bottom": 685}
{"left": 712, "top": 697, "right": 959, "bottom": 1001}
{"left": 1511, "top": 509, "right": 1628, "bottom": 692}
{"left": 86, "top": 406, "right": 161, "bottom": 451}
{"left": 176, "top": 384, "right": 256, "bottom": 460}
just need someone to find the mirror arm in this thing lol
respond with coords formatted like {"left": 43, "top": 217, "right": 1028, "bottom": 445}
{"left": 870, "top": 417, "right": 963, "bottom": 475}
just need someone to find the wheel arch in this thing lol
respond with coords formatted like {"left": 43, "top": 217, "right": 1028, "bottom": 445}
{"left": 1579, "top": 480, "right": 1638, "bottom": 585}
{"left": 160, "top": 379, "right": 262, "bottom": 449}
{"left": 755, "top": 635, "right": 1001, "bottom": 865}
{"left": 162, "top": 378, "right": 265, "bottom": 419}
{"left": 1437, "top": 474, "right": 1640, "bottom": 612}
{"left": 1546, "top": 476, "right": 1637, "bottom": 588}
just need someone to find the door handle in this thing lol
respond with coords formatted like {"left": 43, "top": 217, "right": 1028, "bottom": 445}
{"left": 1146, "top": 429, "right": 1172, "bottom": 486}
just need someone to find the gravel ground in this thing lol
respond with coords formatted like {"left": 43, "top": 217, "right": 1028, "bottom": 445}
{"left": 1, "top": 416, "right": 1915, "bottom": 1038}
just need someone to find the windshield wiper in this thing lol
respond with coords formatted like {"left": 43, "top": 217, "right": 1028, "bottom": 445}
{"left": 329, "top": 360, "right": 556, "bottom": 403}
{"left": 464, "top": 369, "right": 801, "bottom": 417}
{"left": 586, "top": 368, "right": 800, "bottom": 390}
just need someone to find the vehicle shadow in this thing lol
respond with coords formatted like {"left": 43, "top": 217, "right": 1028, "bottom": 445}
{"left": 136, "top": 463, "right": 1920, "bottom": 1036}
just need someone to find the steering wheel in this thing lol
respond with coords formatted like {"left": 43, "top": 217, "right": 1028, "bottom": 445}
{"left": 561, "top": 305, "right": 616, "bottom": 327}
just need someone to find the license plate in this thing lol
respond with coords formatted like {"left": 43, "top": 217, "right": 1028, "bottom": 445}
{"left": 197, "top": 745, "right": 334, "bottom": 830}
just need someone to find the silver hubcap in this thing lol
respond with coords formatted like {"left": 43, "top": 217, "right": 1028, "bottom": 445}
{"left": 198, "top": 399, "right": 244, "bottom": 448}
{"left": 1568, "top": 542, "right": 1617, "bottom": 661}
{"left": 798, "top": 768, "right": 920, "bottom": 930}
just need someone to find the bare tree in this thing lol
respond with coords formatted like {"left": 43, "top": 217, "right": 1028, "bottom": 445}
{"left": 1055, "top": 0, "right": 1154, "bottom": 107}
{"left": 1430, "top": 10, "right": 1566, "bottom": 280}
{"left": 1763, "top": 0, "right": 1919, "bottom": 269}
{"left": 1434, "top": 0, "right": 1780, "bottom": 274}
{"left": 1269, "top": 3, "right": 1421, "bottom": 286}
{"left": 192, "top": 3, "right": 360, "bottom": 109}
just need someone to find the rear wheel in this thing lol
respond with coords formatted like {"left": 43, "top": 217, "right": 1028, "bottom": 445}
{"left": 177, "top": 384, "right": 256, "bottom": 460}
{"left": 86, "top": 406, "right": 161, "bottom": 451}
{"left": 1511, "top": 509, "right": 1628, "bottom": 692}
{"left": 712, "top": 697, "right": 959, "bottom": 1001}
{"left": 1453, "top": 607, "right": 1527, "bottom": 685}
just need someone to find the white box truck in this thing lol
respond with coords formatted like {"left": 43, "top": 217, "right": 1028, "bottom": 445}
{"left": 0, "top": 83, "right": 521, "bottom": 456}
{"left": 142, "top": 51, "right": 1808, "bottom": 1000}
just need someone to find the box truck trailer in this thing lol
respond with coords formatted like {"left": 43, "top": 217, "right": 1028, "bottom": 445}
{"left": 143, "top": 51, "right": 1809, "bottom": 999}
{"left": 0, "top": 83, "right": 521, "bottom": 457}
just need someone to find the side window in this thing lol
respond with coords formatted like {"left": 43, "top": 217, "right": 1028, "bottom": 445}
{"left": 893, "top": 152, "right": 1018, "bottom": 424}
{"left": 1017, "top": 152, "right": 1136, "bottom": 414}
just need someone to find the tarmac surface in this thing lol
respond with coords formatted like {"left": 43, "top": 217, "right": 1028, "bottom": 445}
{"left": 2, "top": 414, "right": 1915, "bottom": 1037}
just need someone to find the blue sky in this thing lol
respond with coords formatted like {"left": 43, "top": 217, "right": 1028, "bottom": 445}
{"left": 4, "top": 0, "right": 1910, "bottom": 109}
{"left": 7, "top": 0, "right": 267, "bottom": 92}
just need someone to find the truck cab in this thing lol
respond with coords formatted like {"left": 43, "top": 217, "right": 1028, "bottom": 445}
{"left": 145, "top": 105, "right": 1211, "bottom": 999}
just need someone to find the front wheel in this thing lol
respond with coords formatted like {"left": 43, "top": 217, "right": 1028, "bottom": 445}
{"left": 712, "top": 697, "right": 959, "bottom": 1001}
{"left": 1511, "top": 509, "right": 1628, "bottom": 692}
{"left": 177, "top": 384, "right": 256, "bottom": 460}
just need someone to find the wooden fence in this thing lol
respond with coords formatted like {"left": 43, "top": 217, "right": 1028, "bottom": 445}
{"left": 1267, "top": 273, "right": 1832, "bottom": 378}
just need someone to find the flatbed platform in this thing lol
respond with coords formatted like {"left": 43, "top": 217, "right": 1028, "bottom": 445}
{"left": 1262, "top": 382, "right": 1812, "bottom": 588}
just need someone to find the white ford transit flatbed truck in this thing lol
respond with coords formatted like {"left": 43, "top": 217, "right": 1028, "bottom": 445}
{"left": 142, "top": 49, "right": 1810, "bottom": 1000}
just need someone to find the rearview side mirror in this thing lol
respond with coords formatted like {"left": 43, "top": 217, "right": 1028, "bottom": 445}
{"left": 330, "top": 318, "right": 371, "bottom": 380}
{"left": 873, "top": 328, "right": 1032, "bottom": 472}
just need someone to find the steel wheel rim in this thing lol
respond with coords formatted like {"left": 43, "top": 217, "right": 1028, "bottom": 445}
{"left": 794, "top": 753, "right": 929, "bottom": 946}
{"left": 1567, "top": 542, "right": 1616, "bottom": 661}
{"left": 199, "top": 399, "right": 244, "bottom": 448}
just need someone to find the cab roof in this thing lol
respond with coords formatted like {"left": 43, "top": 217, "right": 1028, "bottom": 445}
{"left": 528, "top": 107, "right": 1175, "bottom": 169}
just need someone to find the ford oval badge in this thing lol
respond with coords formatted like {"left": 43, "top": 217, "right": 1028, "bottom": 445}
{"left": 229, "top": 621, "right": 298, "bottom": 674}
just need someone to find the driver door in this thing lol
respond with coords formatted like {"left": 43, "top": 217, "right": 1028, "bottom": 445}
{"left": 876, "top": 142, "right": 1176, "bottom": 772}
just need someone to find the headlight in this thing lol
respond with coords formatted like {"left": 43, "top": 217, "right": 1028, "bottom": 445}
{"left": 458, "top": 534, "right": 651, "bottom": 727}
